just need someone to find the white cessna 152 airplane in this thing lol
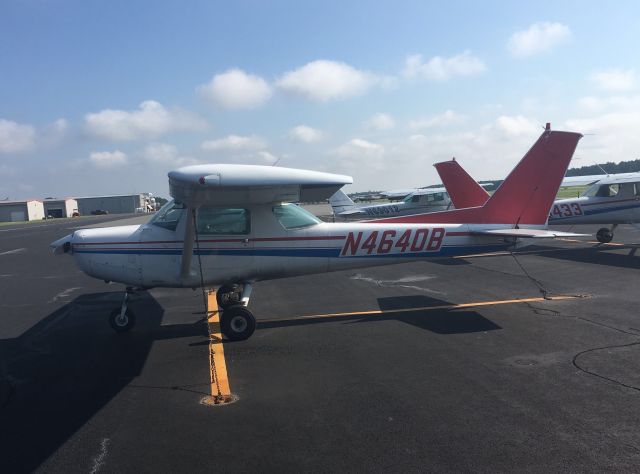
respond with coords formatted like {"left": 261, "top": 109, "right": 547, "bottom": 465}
{"left": 51, "top": 125, "right": 582, "bottom": 341}
{"left": 434, "top": 158, "right": 640, "bottom": 243}
{"left": 329, "top": 187, "right": 452, "bottom": 218}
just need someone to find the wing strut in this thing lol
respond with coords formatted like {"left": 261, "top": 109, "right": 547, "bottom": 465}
{"left": 180, "top": 207, "right": 196, "bottom": 280}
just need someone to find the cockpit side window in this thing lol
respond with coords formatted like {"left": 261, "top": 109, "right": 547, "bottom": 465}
{"left": 197, "top": 207, "right": 250, "bottom": 235}
{"left": 584, "top": 183, "right": 620, "bottom": 198}
{"left": 149, "top": 200, "right": 185, "bottom": 231}
{"left": 595, "top": 184, "right": 619, "bottom": 197}
{"left": 411, "top": 195, "right": 421, "bottom": 203}
{"left": 272, "top": 203, "right": 320, "bottom": 230}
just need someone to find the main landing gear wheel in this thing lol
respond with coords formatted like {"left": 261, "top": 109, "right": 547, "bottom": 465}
{"left": 596, "top": 227, "right": 614, "bottom": 243}
{"left": 216, "top": 284, "right": 242, "bottom": 309}
{"left": 109, "top": 308, "right": 136, "bottom": 333}
{"left": 220, "top": 305, "right": 256, "bottom": 341}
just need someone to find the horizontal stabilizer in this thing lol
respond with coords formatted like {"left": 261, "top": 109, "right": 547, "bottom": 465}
{"left": 471, "top": 229, "right": 589, "bottom": 238}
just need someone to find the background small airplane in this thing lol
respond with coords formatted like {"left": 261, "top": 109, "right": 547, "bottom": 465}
{"left": 51, "top": 126, "right": 582, "bottom": 341}
{"left": 434, "top": 159, "right": 640, "bottom": 243}
{"left": 329, "top": 187, "right": 453, "bottom": 218}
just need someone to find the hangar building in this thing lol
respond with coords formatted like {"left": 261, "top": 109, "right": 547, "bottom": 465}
{"left": 43, "top": 198, "right": 78, "bottom": 218}
{"left": 0, "top": 200, "right": 45, "bottom": 222}
{"left": 75, "top": 193, "right": 155, "bottom": 215}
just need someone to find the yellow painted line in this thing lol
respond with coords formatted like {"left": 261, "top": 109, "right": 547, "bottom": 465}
{"left": 453, "top": 251, "right": 511, "bottom": 258}
{"left": 262, "top": 295, "right": 585, "bottom": 323}
{"left": 558, "top": 238, "right": 627, "bottom": 247}
{"left": 206, "top": 290, "right": 231, "bottom": 399}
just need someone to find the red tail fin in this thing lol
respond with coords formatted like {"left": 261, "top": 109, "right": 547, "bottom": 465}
{"left": 374, "top": 127, "right": 582, "bottom": 225}
{"left": 434, "top": 159, "right": 489, "bottom": 208}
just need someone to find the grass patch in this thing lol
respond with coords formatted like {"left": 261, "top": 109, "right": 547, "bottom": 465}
{"left": 556, "top": 185, "right": 587, "bottom": 199}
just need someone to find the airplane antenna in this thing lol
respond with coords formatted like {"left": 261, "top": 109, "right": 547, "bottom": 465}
{"left": 272, "top": 157, "right": 281, "bottom": 167}
{"left": 594, "top": 162, "right": 610, "bottom": 176}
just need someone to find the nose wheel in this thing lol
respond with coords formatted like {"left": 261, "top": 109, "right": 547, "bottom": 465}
{"left": 217, "top": 283, "right": 256, "bottom": 341}
{"left": 109, "top": 287, "right": 137, "bottom": 333}
{"left": 109, "top": 307, "right": 136, "bottom": 332}
{"left": 596, "top": 225, "right": 617, "bottom": 243}
{"left": 220, "top": 305, "right": 256, "bottom": 341}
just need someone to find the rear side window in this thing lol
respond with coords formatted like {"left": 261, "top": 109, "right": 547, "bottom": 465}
{"left": 197, "top": 208, "right": 250, "bottom": 235}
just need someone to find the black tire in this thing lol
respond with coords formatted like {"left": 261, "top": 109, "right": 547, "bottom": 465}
{"left": 216, "top": 284, "right": 241, "bottom": 309}
{"left": 220, "top": 305, "right": 256, "bottom": 341}
{"left": 596, "top": 228, "right": 613, "bottom": 243}
{"left": 109, "top": 308, "right": 136, "bottom": 333}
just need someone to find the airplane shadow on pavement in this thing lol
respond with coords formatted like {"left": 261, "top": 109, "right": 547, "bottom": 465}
{"left": 0, "top": 291, "right": 205, "bottom": 473}
{"left": 523, "top": 243, "right": 640, "bottom": 270}
{"left": 258, "top": 294, "right": 502, "bottom": 335}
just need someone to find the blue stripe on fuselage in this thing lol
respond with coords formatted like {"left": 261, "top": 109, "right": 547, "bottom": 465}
{"left": 73, "top": 243, "right": 510, "bottom": 259}
{"left": 550, "top": 202, "right": 640, "bottom": 221}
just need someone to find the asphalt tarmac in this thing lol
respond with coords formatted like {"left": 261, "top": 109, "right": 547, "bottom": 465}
{"left": 1, "top": 215, "right": 640, "bottom": 473}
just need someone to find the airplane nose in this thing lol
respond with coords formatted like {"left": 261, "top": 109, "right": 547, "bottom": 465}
{"left": 50, "top": 233, "right": 74, "bottom": 255}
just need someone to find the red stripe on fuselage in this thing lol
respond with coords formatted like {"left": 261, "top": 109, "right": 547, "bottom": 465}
{"left": 73, "top": 235, "right": 348, "bottom": 246}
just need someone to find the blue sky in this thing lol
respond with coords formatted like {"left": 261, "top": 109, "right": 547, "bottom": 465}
{"left": 2, "top": 0, "right": 640, "bottom": 198}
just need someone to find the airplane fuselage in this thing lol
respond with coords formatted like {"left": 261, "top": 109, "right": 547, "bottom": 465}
{"left": 549, "top": 188, "right": 640, "bottom": 225}
{"left": 66, "top": 204, "right": 512, "bottom": 288}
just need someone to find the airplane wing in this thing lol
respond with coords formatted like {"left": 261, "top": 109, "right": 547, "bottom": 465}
{"left": 168, "top": 164, "right": 352, "bottom": 278}
{"left": 560, "top": 175, "right": 605, "bottom": 187}
{"left": 338, "top": 209, "right": 367, "bottom": 216}
{"left": 381, "top": 188, "right": 419, "bottom": 200}
{"left": 471, "top": 229, "right": 589, "bottom": 238}
{"left": 169, "top": 164, "right": 353, "bottom": 207}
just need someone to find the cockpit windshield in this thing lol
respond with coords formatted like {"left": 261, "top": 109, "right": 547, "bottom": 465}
{"left": 272, "top": 203, "right": 321, "bottom": 229}
{"left": 149, "top": 199, "right": 185, "bottom": 231}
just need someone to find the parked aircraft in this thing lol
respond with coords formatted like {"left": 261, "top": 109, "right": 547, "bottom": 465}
{"left": 330, "top": 187, "right": 452, "bottom": 218}
{"left": 434, "top": 159, "right": 640, "bottom": 243}
{"left": 51, "top": 126, "right": 582, "bottom": 341}
{"left": 381, "top": 188, "right": 425, "bottom": 201}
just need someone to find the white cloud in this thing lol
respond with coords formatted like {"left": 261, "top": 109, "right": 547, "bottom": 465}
{"left": 364, "top": 113, "right": 395, "bottom": 130}
{"left": 142, "top": 143, "right": 178, "bottom": 163}
{"left": 495, "top": 115, "right": 540, "bottom": 136}
{"left": 201, "top": 134, "right": 266, "bottom": 151}
{"left": 335, "top": 138, "right": 385, "bottom": 158}
{"left": 0, "top": 119, "right": 36, "bottom": 154}
{"left": 507, "top": 22, "right": 570, "bottom": 58}
{"left": 564, "top": 109, "right": 640, "bottom": 164}
{"left": 85, "top": 100, "right": 207, "bottom": 141}
{"left": 256, "top": 151, "right": 279, "bottom": 164}
{"left": 141, "top": 143, "right": 198, "bottom": 166}
{"left": 48, "top": 118, "right": 68, "bottom": 135}
{"left": 590, "top": 69, "right": 635, "bottom": 92}
{"left": 578, "top": 94, "right": 640, "bottom": 112}
{"left": 89, "top": 150, "right": 128, "bottom": 168}
{"left": 409, "top": 110, "right": 466, "bottom": 130}
{"left": 277, "top": 60, "right": 376, "bottom": 101}
{"left": 402, "top": 51, "right": 486, "bottom": 81}
{"left": 289, "top": 125, "right": 323, "bottom": 143}
{"left": 198, "top": 68, "right": 272, "bottom": 109}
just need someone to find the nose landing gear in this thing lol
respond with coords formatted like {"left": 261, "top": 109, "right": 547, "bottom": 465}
{"left": 596, "top": 224, "right": 617, "bottom": 243}
{"left": 217, "top": 282, "right": 256, "bottom": 341}
{"left": 109, "top": 287, "right": 137, "bottom": 333}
